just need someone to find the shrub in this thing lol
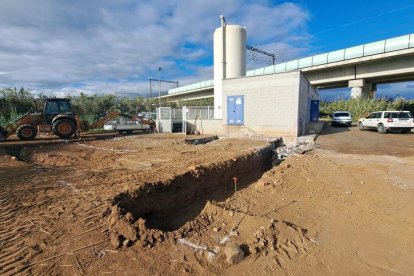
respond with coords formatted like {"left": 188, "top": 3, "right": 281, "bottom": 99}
{"left": 320, "top": 97, "right": 414, "bottom": 122}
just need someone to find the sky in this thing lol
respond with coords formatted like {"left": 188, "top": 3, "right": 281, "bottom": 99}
{"left": 0, "top": 0, "right": 414, "bottom": 99}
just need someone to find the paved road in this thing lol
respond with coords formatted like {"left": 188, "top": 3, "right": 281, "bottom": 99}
{"left": 317, "top": 125, "right": 414, "bottom": 157}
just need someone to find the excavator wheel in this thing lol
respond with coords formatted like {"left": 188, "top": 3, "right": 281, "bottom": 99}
{"left": 16, "top": 124, "right": 38, "bottom": 140}
{"left": 52, "top": 118, "right": 76, "bottom": 139}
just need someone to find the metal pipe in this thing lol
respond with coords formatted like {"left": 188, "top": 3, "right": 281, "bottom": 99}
{"left": 221, "top": 15, "right": 226, "bottom": 79}
{"left": 158, "top": 67, "right": 162, "bottom": 132}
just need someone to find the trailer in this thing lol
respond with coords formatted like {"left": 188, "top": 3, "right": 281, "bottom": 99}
{"left": 104, "top": 118, "right": 152, "bottom": 134}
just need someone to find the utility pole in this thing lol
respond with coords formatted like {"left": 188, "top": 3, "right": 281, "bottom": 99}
{"left": 158, "top": 67, "right": 162, "bottom": 108}
{"left": 158, "top": 67, "right": 162, "bottom": 133}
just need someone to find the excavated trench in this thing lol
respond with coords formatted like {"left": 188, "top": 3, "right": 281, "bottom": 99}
{"left": 111, "top": 144, "right": 275, "bottom": 233}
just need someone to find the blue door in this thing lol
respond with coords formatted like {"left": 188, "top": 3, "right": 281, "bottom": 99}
{"left": 227, "top": 95, "right": 244, "bottom": 125}
{"left": 310, "top": 100, "right": 319, "bottom": 122}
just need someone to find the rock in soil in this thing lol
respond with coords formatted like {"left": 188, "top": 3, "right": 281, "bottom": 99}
{"left": 111, "top": 233, "right": 122, "bottom": 249}
{"left": 224, "top": 243, "right": 245, "bottom": 264}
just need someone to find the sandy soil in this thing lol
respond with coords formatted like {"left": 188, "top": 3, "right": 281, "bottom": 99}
{"left": 1, "top": 127, "right": 413, "bottom": 275}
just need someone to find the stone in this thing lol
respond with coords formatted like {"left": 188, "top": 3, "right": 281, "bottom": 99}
{"left": 140, "top": 233, "right": 148, "bottom": 241}
{"left": 125, "top": 212, "right": 134, "bottom": 222}
{"left": 249, "top": 245, "right": 258, "bottom": 254}
{"left": 224, "top": 243, "right": 245, "bottom": 264}
{"left": 115, "top": 220, "right": 138, "bottom": 241}
{"left": 10, "top": 156, "right": 17, "bottom": 161}
{"left": 153, "top": 231, "right": 163, "bottom": 242}
{"left": 213, "top": 227, "right": 219, "bottom": 232}
{"left": 111, "top": 233, "right": 122, "bottom": 249}
{"left": 135, "top": 240, "right": 148, "bottom": 248}
{"left": 111, "top": 205, "right": 120, "bottom": 215}
{"left": 136, "top": 218, "right": 147, "bottom": 231}
{"left": 109, "top": 215, "right": 117, "bottom": 227}
{"left": 123, "top": 239, "right": 131, "bottom": 247}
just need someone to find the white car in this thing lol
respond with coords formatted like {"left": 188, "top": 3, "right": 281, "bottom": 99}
{"left": 358, "top": 111, "right": 414, "bottom": 134}
{"left": 332, "top": 111, "right": 352, "bottom": 127}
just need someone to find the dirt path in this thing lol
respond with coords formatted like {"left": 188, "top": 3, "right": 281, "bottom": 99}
{"left": 0, "top": 128, "right": 413, "bottom": 275}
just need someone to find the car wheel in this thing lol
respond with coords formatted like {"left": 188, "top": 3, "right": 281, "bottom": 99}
{"left": 348, "top": 122, "right": 352, "bottom": 127}
{"left": 358, "top": 122, "right": 364, "bottom": 131}
{"left": 377, "top": 124, "right": 387, "bottom": 134}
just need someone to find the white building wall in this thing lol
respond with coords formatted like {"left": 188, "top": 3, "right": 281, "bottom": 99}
{"left": 297, "top": 74, "right": 319, "bottom": 136}
{"left": 222, "top": 71, "right": 302, "bottom": 137}
{"left": 186, "top": 119, "right": 224, "bottom": 135}
{"left": 180, "top": 71, "right": 318, "bottom": 138}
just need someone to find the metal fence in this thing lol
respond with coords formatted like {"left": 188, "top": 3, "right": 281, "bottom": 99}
{"left": 171, "top": 108, "right": 182, "bottom": 120}
{"left": 185, "top": 106, "right": 214, "bottom": 120}
{"left": 158, "top": 107, "right": 171, "bottom": 120}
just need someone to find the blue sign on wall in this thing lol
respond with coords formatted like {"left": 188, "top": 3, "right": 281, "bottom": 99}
{"left": 310, "top": 100, "right": 319, "bottom": 122}
{"left": 227, "top": 95, "right": 244, "bottom": 125}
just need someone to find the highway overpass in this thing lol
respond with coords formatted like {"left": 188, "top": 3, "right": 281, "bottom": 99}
{"left": 163, "top": 33, "right": 414, "bottom": 101}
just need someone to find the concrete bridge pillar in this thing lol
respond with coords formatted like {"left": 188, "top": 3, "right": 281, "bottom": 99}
{"left": 349, "top": 79, "right": 376, "bottom": 99}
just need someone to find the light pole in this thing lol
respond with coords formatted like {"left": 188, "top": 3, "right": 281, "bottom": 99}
{"left": 158, "top": 67, "right": 162, "bottom": 109}
{"left": 158, "top": 67, "right": 162, "bottom": 133}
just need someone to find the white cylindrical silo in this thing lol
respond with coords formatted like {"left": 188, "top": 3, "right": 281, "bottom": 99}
{"left": 213, "top": 24, "right": 246, "bottom": 80}
{"left": 213, "top": 22, "right": 246, "bottom": 119}
{"left": 224, "top": 25, "right": 246, "bottom": 78}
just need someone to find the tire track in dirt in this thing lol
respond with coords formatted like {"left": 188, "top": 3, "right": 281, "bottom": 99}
{"left": 0, "top": 188, "right": 32, "bottom": 275}
{"left": 0, "top": 166, "right": 110, "bottom": 275}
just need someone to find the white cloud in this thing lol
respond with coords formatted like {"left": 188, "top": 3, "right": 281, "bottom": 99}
{"left": 0, "top": 0, "right": 311, "bottom": 95}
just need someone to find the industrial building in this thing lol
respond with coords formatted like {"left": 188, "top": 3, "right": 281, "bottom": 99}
{"left": 158, "top": 16, "right": 319, "bottom": 138}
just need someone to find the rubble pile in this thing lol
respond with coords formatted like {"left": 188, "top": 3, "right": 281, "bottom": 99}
{"left": 108, "top": 205, "right": 165, "bottom": 249}
{"left": 275, "top": 137, "right": 316, "bottom": 162}
{"left": 248, "top": 219, "right": 310, "bottom": 257}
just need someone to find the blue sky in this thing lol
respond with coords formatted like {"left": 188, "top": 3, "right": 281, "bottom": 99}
{"left": 0, "top": 0, "right": 413, "bottom": 99}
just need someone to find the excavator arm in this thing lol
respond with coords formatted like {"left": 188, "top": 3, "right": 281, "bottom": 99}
{"left": 88, "top": 112, "right": 126, "bottom": 129}
{"left": 85, "top": 111, "right": 156, "bottom": 132}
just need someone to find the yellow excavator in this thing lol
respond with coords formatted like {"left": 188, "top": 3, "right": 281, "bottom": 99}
{"left": 0, "top": 98, "right": 156, "bottom": 142}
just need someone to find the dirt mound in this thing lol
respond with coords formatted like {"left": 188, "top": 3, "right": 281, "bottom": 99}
{"left": 108, "top": 205, "right": 165, "bottom": 249}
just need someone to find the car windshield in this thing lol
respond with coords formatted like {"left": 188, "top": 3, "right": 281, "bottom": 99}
{"left": 334, "top": 112, "right": 350, "bottom": 117}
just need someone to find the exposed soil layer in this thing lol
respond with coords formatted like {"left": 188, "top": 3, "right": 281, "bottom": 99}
{"left": 109, "top": 145, "right": 272, "bottom": 246}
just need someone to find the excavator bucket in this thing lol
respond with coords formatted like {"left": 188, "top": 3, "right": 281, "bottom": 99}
{"left": 0, "top": 126, "right": 8, "bottom": 142}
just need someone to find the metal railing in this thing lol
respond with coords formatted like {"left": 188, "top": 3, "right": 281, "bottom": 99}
{"left": 167, "top": 33, "right": 414, "bottom": 95}
{"left": 185, "top": 106, "right": 214, "bottom": 120}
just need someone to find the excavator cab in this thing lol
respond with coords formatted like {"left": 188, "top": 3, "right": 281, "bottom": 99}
{"left": 44, "top": 98, "right": 74, "bottom": 125}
